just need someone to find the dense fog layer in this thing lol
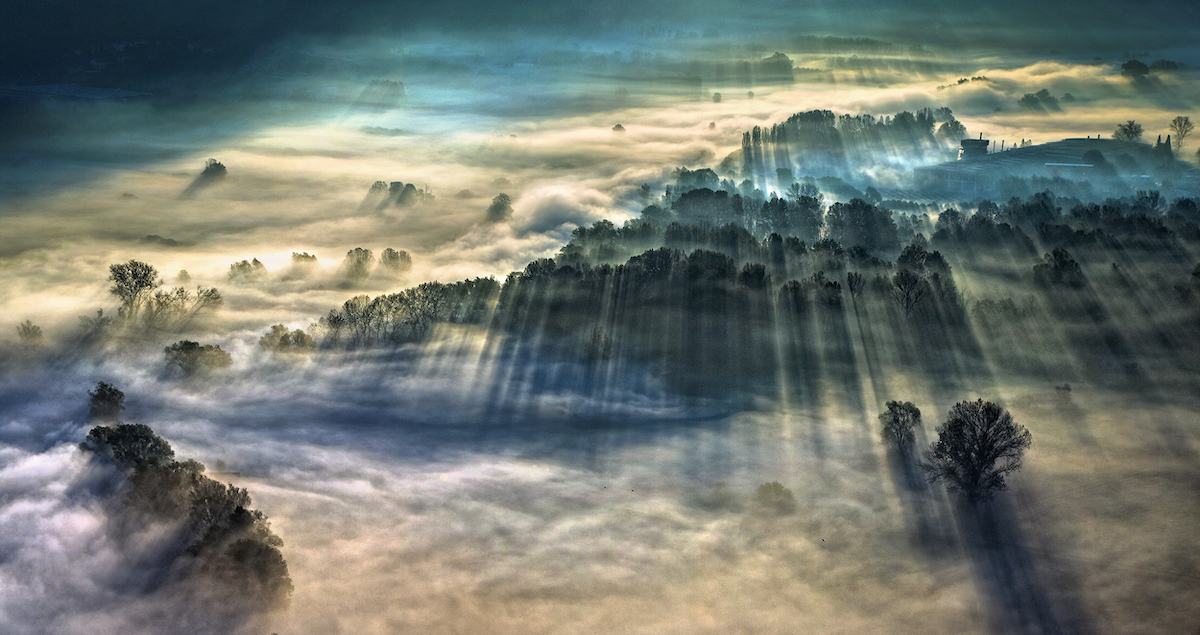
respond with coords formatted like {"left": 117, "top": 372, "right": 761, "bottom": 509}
{"left": 2, "top": 12, "right": 1200, "bottom": 635}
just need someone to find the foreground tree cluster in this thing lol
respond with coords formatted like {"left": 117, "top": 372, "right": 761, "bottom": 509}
{"left": 881, "top": 399, "right": 1032, "bottom": 502}
{"left": 82, "top": 383, "right": 292, "bottom": 626}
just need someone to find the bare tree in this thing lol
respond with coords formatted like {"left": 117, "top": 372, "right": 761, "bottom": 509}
{"left": 892, "top": 269, "right": 927, "bottom": 318}
{"left": 847, "top": 272, "right": 866, "bottom": 305}
{"left": 1169, "top": 116, "right": 1194, "bottom": 153}
{"left": 924, "top": 399, "right": 1032, "bottom": 501}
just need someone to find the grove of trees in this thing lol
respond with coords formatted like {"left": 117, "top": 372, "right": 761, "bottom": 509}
{"left": 82, "top": 383, "right": 292, "bottom": 623}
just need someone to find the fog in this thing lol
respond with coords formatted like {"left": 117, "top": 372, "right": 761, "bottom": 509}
{"left": 3, "top": 5, "right": 1200, "bottom": 634}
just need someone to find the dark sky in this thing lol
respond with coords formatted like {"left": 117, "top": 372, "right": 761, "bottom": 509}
{"left": 2, "top": 0, "right": 1197, "bottom": 83}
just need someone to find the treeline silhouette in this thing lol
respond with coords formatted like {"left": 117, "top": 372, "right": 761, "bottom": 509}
{"left": 738, "top": 107, "right": 965, "bottom": 184}
{"left": 305, "top": 185, "right": 1200, "bottom": 401}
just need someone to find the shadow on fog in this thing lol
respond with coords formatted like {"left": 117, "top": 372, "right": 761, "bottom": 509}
{"left": 955, "top": 495, "right": 1096, "bottom": 635}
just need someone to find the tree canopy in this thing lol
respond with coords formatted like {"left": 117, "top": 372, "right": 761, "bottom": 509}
{"left": 88, "top": 381, "right": 126, "bottom": 421}
{"left": 1113, "top": 120, "right": 1144, "bottom": 143}
{"left": 109, "top": 260, "right": 162, "bottom": 319}
{"left": 924, "top": 400, "right": 1032, "bottom": 501}
{"left": 879, "top": 401, "right": 921, "bottom": 456}
{"left": 164, "top": 340, "right": 233, "bottom": 376}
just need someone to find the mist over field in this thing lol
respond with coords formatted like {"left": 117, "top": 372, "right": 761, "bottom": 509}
{"left": 2, "top": 2, "right": 1200, "bottom": 634}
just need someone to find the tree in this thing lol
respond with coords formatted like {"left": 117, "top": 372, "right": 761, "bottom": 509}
{"left": 892, "top": 269, "right": 928, "bottom": 318}
{"left": 924, "top": 399, "right": 1032, "bottom": 501}
{"left": 486, "top": 193, "right": 513, "bottom": 223}
{"left": 846, "top": 272, "right": 866, "bottom": 303}
{"left": 88, "top": 381, "right": 126, "bottom": 421}
{"left": 201, "top": 158, "right": 227, "bottom": 179}
{"left": 85, "top": 423, "right": 176, "bottom": 469}
{"left": 1121, "top": 60, "right": 1149, "bottom": 77}
{"left": 259, "top": 325, "right": 315, "bottom": 353}
{"left": 936, "top": 118, "right": 967, "bottom": 142}
{"left": 164, "top": 340, "right": 233, "bottom": 376}
{"left": 342, "top": 248, "right": 375, "bottom": 280}
{"left": 379, "top": 248, "right": 412, "bottom": 275}
{"left": 16, "top": 320, "right": 42, "bottom": 345}
{"left": 82, "top": 419, "right": 293, "bottom": 611}
{"left": 77, "top": 309, "right": 115, "bottom": 342}
{"left": 1018, "top": 93, "right": 1043, "bottom": 111}
{"left": 879, "top": 401, "right": 922, "bottom": 457}
{"left": 228, "top": 258, "right": 267, "bottom": 282}
{"left": 142, "top": 286, "right": 222, "bottom": 331}
{"left": 752, "top": 481, "right": 797, "bottom": 515}
{"left": 109, "top": 260, "right": 162, "bottom": 320}
{"left": 1169, "top": 116, "right": 1194, "bottom": 153}
{"left": 1113, "top": 120, "right": 1144, "bottom": 142}
{"left": 824, "top": 198, "right": 900, "bottom": 254}
{"left": 1033, "top": 248, "right": 1086, "bottom": 288}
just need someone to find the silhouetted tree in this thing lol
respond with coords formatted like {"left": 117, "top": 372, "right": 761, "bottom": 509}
{"left": 109, "top": 260, "right": 162, "bottom": 320}
{"left": 88, "top": 381, "right": 126, "bottom": 422}
{"left": 86, "top": 423, "right": 175, "bottom": 469}
{"left": 1169, "top": 116, "right": 1194, "bottom": 153}
{"left": 1033, "top": 248, "right": 1086, "bottom": 288}
{"left": 1113, "top": 120, "right": 1144, "bottom": 142}
{"left": 892, "top": 269, "right": 927, "bottom": 317}
{"left": 880, "top": 401, "right": 921, "bottom": 457}
{"left": 16, "top": 320, "right": 42, "bottom": 345}
{"left": 936, "top": 118, "right": 967, "bottom": 141}
{"left": 164, "top": 340, "right": 232, "bottom": 376}
{"left": 77, "top": 309, "right": 115, "bottom": 342}
{"left": 142, "top": 286, "right": 223, "bottom": 331}
{"left": 342, "top": 248, "right": 375, "bottom": 280}
{"left": 847, "top": 272, "right": 866, "bottom": 303}
{"left": 1121, "top": 60, "right": 1149, "bottom": 77}
{"left": 201, "top": 158, "right": 227, "bottom": 179}
{"left": 83, "top": 420, "right": 292, "bottom": 611}
{"left": 228, "top": 259, "right": 267, "bottom": 282}
{"left": 824, "top": 198, "right": 899, "bottom": 254}
{"left": 1018, "top": 93, "right": 1044, "bottom": 111}
{"left": 924, "top": 399, "right": 1032, "bottom": 501}
{"left": 486, "top": 193, "right": 513, "bottom": 223}
{"left": 291, "top": 252, "right": 318, "bottom": 266}
{"left": 379, "top": 248, "right": 412, "bottom": 276}
{"left": 259, "top": 325, "right": 315, "bottom": 352}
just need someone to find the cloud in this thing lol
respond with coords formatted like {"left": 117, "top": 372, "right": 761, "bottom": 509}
{"left": 509, "top": 185, "right": 616, "bottom": 235}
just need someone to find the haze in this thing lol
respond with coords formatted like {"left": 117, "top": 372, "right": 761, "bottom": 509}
{"left": 2, "top": 2, "right": 1199, "bottom": 634}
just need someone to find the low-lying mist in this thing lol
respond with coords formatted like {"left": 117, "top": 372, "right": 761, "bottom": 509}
{"left": 3, "top": 17, "right": 1200, "bottom": 635}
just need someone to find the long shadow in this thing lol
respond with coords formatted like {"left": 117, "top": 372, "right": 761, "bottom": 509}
{"left": 955, "top": 495, "right": 1095, "bottom": 635}
{"left": 884, "top": 447, "right": 958, "bottom": 555}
